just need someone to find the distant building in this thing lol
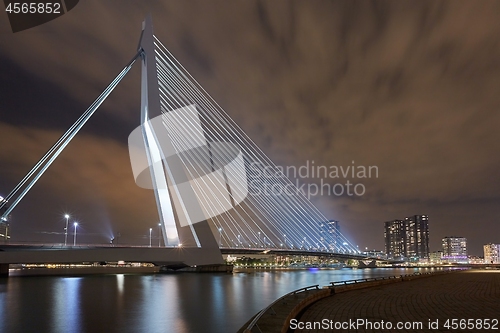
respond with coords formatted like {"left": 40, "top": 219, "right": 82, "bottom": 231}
{"left": 484, "top": 243, "right": 500, "bottom": 264}
{"left": 429, "top": 251, "right": 443, "bottom": 264}
{"left": 442, "top": 236, "right": 468, "bottom": 264}
{"left": 468, "top": 256, "right": 484, "bottom": 265}
{"left": 364, "top": 249, "right": 386, "bottom": 259}
{"left": 320, "top": 219, "right": 341, "bottom": 251}
{"left": 384, "top": 215, "right": 429, "bottom": 260}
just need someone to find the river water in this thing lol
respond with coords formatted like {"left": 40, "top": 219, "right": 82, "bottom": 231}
{"left": 0, "top": 267, "right": 435, "bottom": 333}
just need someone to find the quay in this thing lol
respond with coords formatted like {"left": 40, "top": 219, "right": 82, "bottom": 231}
{"left": 241, "top": 269, "right": 500, "bottom": 332}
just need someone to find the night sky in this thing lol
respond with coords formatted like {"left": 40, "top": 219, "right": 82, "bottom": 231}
{"left": 1, "top": 1, "right": 499, "bottom": 255}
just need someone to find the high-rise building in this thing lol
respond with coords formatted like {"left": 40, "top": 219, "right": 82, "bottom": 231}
{"left": 384, "top": 215, "right": 429, "bottom": 260}
{"left": 384, "top": 220, "right": 405, "bottom": 259}
{"left": 404, "top": 215, "right": 429, "bottom": 259}
{"left": 484, "top": 243, "right": 500, "bottom": 264}
{"left": 442, "top": 236, "right": 467, "bottom": 263}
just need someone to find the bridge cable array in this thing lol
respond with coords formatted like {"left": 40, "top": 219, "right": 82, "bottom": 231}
{"left": 152, "top": 36, "right": 359, "bottom": 254}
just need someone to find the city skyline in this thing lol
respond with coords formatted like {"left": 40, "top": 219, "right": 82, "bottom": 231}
{"left": 1, "top": 2, "right": 499, "bottom": 255}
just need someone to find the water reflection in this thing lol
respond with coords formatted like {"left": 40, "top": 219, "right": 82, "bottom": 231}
{"left": 0, "top": 268, "right": 431, "bottom": 333}
{"left": 52, "top": 278, "right": 82, "bottom": 333}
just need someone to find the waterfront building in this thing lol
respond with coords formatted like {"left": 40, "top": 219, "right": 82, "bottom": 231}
{"left": 404, "top": 215, "right": 430, "bottom": 259}
{"left": 384, "top": 219, "right": 405, "bottom": 260}
{"left": 384, "top": 215, "right": 429, "bottom": 260}
{"left": 429, "top": 251, "right": 443, "bottom": 264}
{"left": 468, "top": 256, "right": 485, "bottom": 265}
{"left": 442, "top": 236, "right": 468, "bottom": 263}
{"left": 483, "top": 243, "right": 500, "bottom": 264}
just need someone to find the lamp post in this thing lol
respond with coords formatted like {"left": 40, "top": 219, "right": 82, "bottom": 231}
{"left": 218, "top": 227, "right": 222, "bottom": 246}
{"left": 73, "top": 222, "right": 78, "bottom": 246}
{"left": 64, "top": 214, "right": 69, "bottom": 246}
{"left": 149, "top": 228, "right": 152, "bottom": 247}
{"left": 158, "top": 223, "right": 161, "bottom": 247}
{"left": 258, "top": 231, "right": 261, "bottom": 247}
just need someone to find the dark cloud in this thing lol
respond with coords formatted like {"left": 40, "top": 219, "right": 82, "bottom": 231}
{"left": 1, "top": 1, "right": 499, "bottom": 255}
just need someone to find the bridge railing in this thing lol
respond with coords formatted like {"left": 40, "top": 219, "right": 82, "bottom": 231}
{"left": 243, "top": 284, "right": 320, "bottom": 333}
{"left": 330, "top": 275, "right": 402, "bottom": 286}
{"left": 329, "top": 269, "right": 465, "bottom": 287}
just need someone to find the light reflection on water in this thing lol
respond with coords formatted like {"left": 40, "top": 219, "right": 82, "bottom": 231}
{"left": 0, "top": 268, "right": 430, "bottom": 333}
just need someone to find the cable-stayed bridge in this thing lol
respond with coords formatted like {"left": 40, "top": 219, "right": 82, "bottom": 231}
{"left": 0, "top": 16, "right": 366, "bottom": 271}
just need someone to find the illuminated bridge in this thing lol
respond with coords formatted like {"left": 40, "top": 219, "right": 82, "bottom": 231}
{"left": 0, "top": 16, "right": 366, "bottom": 273}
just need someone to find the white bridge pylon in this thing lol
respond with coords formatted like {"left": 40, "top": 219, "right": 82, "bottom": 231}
{"left": 129, "top": 105, "right": 248, "bottom": 246}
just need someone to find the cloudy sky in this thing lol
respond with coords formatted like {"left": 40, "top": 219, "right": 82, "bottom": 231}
{"left": 0, "top": 1, "right": 499, "bottom": 255}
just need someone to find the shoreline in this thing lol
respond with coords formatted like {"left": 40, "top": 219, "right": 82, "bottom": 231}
{"left": 7, "top": 266, "right": 160, "bottom": 277}
{"left": 4, "top": 265, "right": 475, "bottom": 278}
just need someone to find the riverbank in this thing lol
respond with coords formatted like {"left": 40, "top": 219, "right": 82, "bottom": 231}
{"left": 7, "top": 265, "right": 159, "bottom": 277}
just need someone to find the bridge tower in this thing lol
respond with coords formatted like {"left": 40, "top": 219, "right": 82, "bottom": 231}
{"left": 135, "top": 16, "right": 222, "bottom": 261}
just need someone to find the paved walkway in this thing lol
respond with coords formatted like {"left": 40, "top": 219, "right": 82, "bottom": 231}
{"left": 293, "top": 270, "right": 500, "bottom": 332}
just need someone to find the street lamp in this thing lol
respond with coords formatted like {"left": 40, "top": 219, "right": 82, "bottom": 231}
{"left": 218, "top": 227, "right": 222, "bottom": 246}
{"left": 73, "top": 222, "right": 78, "bottom": 246}
{"left": 158, "top": 223, "right": 161, "bottom": 247}
{"left": 149, "top": 228, "right": 152, "bottom": 247}
{"left": 258, "top": 231, "right": 261, "bottom": 247}
{"left": 64, "top": 214, "right": 70, "bottom": 246}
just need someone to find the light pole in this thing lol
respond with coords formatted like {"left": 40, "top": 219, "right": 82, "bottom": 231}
{"left": 218, "top": 227, "right": 222, "bottom": 246}
{"left": 64, "top": 214, "right": 69, "bottom": 246}
{"left": 73, "top": 222, "right": 78, "bottom": 246}
{"left": 258, "top": 231, "right": 261, "bottom": 247}
{"left": 149, "top": 228, "right": 152, "bottom": 247}
{"left": 158, "top": 223, "right": 161, "bottom": 247}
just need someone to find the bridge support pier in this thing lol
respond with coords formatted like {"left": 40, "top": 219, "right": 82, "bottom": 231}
{"left": 0, "top": 263, "right": 9, "bottom": 277}
{"left": 358, "top": 260, "right": 377, "bottom": 268}
{"left": 159, "top": 264, "right": 232, "bottom": 273}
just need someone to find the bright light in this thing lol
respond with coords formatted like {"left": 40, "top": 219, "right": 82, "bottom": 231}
{"left": 178, "top": 243, "right": 182, "bottom": 247}
{"left": 73, "top": 222, "right": 78, "bottom": 246}
{"left": 64, "top": 214, "right": 70, "bottom": 219}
